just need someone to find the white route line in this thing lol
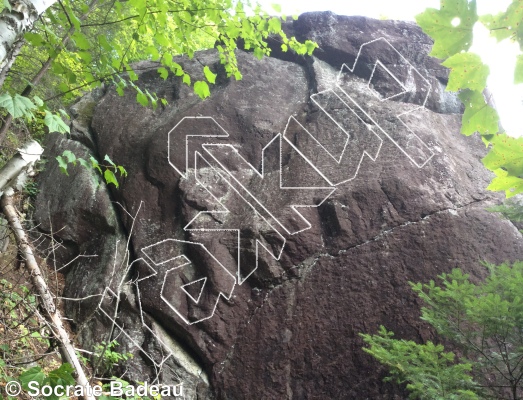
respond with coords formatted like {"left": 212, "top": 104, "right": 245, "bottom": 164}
{"left": 201, "top": 134, "right": 335, "bottom": 236}
{"left": 181, "top": 277, "right": 207, "bottom": 303}
{"left": 167, "top": 116, "right": 229, "bottom": 180}
{"left": 282, "top": 108, "right": 382, "bottom": 187}
{"left": 190, "top": 151, "right": 287, "bottom": 284}
{"left": 336, "top": 37, "right": 435, "bottom": 168}
{"left": 98, "top": 287, "right": 172, "bottom": 380}
{"left": 151, "top": 36, "right": 437, "bottom": 325}
{"left": 142, "top": 239, "right": 236, "bottom": 325}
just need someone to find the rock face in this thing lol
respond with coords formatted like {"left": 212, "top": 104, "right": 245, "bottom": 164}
{"left": 34, "top": 12, "right": 523, "bottom": 399}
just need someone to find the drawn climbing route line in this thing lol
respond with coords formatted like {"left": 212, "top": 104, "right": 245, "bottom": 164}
{"left": 98, "top": 37, "right": 436, "bottom": 330}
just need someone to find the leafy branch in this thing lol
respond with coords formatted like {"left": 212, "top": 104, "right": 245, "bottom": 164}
{"left": 56, "top": 150, "right": 127, "bottom": 188}
{"left": 416, "top": 0, "right": 523, "bottom": 197}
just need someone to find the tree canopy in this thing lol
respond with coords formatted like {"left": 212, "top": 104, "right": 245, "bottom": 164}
{"left": 0, "top": 0, "right": 316, "bottom": 183}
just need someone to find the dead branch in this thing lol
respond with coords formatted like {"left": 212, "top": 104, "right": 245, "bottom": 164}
{"left": 0, "top": 141, "right": 95, "bottom": 400}
{"left": 1, "top": 193, "right": 96, "bottom": 400}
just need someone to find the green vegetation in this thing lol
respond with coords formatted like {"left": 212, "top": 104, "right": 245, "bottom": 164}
{"left": 416, "top": 0, "right": 523, "bottom": 197}
{"left": 0, "top": 277, "right": 67, "bottom": 400}
{"left": 0, "top": 0, "right": 316, "bottom": 185}
{"left": 362, "top": 264, "right": 523, "bottom": 399}
{"left": 92, "top": 340, "right": 133, "bottom": 378}
{"left": 0, "top": 276, "right": 147, "bottom": 399}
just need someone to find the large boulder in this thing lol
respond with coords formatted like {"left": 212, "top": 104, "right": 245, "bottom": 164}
{"left": 34, "top": 12, "right": 523, "bottom": 399}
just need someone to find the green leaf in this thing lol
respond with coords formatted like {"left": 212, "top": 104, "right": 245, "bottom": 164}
{"left": 415, "top": 0, "right": 477, "bottom": 58}
{"left": 127, "top": 67, "right": 138, "bottom": 81}
{"left": 161, "top": 52, "right": 173, "bottom": 68}
{"left": 62, "top": 150, "right": 76, "bottom": 165}
{"left": 253, "top": 47, "right": 265, "bottom": 59}
{"left": 268, "top": 17, "right": 282, "bottom": 33}
{"left": 487, "top": 168, "right": 523, "bottom": 197}
{"left": 305, "top": 40, "right": 318, "bottom": 55}
{"left": 0, "top": 94, "right": 36, "bottom": 119}
{"left": 45, "top": 111, "right": 70, "bottom": 134}
{"left": 458, "top": 90, "right": 499, "bottom": 135}
{"left": 104, "top": 154, "right": 116, "bottom": 167}
{"left": 78, "top": 158, "right": 90, "bottom": 169}
{"left": 72, "top": 31, "right": 90, "bottom": 50}
{"left": 442, "top": 52, "right": 489, "bottom": 92}
{"left": 172, "top": 62, "right": 184, "bottom": 76}
{"left": 271, "top": 3, "right": 282, "bottom": 13}
{"left": 158, "top": 67, "right": 169, "bottom": 80}
{"left": 33, "top": 95, "right": 44, "bottom": 107}
{"left": 203, "top": 66, "right": 217, "bottom": 84}
{"left": 64, "top": 3, "right": 81, "bottom": 30}
{"left": 67, "top": 71, "right": 77, "bottom": 84}
{"left": 136, "top": 90, "right": 148, "bottom": 106}
{"left": 51, "top": 60, "right": 64, "bottom": 74}
{"left": 56, "top": 156, "right": 68, "bottom": 175}
{"left": 480, "top": 1, "right": 523, "bottom": 46}
{"left": 155, "top": 32, "right": 170, "bottom": 46}
{"left": 20, "top": 367, "right": 46, "bottom": 390}
{"left": 515, "top": 54, "right": 523, "bottom": 84}
{"left": 58, "top": 82, "right": 69, "bottom": 93}
{"left": 47, "top": 363, "right": 75, "bottom": 386}
{"left": 194, "top": 81, "right": 210, "bottom": 99}
{"left": 146, "top": 45, "right": 159, "bottom": 60}
{"left": 59, "top": 109, "right": 70, "bottom": 119}
{"left": 146, "top": 90, "right": 157, "bottom": 110}
{"left": 183, "top": 73, "right": 191, "bottom": 85}
{"left": 482, "top": 133, "right": 523, "bottom": 176}
{"left": 24, "top": 32, "right": 44, "bottom": 46}
{"left": 117, "top": 165, "right": 127, "bottom": 177}
{"left": 90, "top": 156, "right": 102, "bottom": 174}
{"left": 104, "top": 169, "right": 119, "bottom": 188}
{"left": 77, "top": 51, "right": 92, "bottom": 63}
{"left": 98, "top": 34, "right": 112, "bottom": 52}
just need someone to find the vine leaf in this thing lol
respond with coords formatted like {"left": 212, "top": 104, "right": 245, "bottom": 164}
{"left": 458, "top": 90, "right": 499, "bottom": 135}
{"left": 104, "top": 154, "right": 115, "bottom": 166}
{"left": 47, "top": 363, "right": 75, "bottom": 388}
{"left": 62, "top": 150, "right": 76, "bottom": 164}
{"left": 442, "top": 53, "right": 489, "bottom": 92}
{"left": 72, "top": 31, "right": 90, "bottom": 50}
{"left": 415, "top": 0, "right": 477, "bottom": 58}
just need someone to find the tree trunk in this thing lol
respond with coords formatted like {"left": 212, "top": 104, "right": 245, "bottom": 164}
{"left": 0, "top": 0, "right": 58, "bottom": 80}
{"left": 0, "top": 0, "right": 98, "bottom": 145}
{"left": 0, "top": 141, "right": 95, "bottom": 400}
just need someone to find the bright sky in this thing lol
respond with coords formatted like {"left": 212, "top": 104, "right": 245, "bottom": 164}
{"left": 258, "top": 0, "right": 523, "bottom": 138}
